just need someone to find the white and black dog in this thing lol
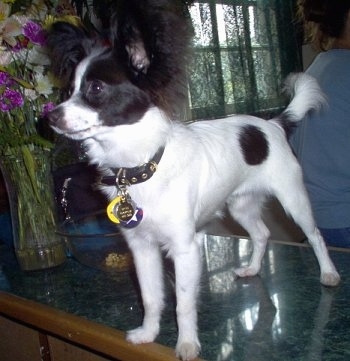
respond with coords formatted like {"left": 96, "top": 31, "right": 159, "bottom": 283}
{"left": 47, "top": 1, "right": 340, "bottom": 359}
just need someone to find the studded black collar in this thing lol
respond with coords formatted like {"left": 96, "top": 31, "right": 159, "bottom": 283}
{"left": 99, "top": 146, "right": 165, "bottom": 187}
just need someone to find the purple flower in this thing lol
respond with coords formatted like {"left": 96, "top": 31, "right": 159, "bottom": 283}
{"left": 23, "top": 21, "right": 46, "bottom": 46}
{"left": 0, "top": 72, "right": 15, "bottom": 87}
{"left": 41, "top": 102, "right": 56, "bottom": 117}
{"left": 11, "top": 38, "right": 28, "bottom": 52}
{"left": 0, "top": 88, "right": 24, "bottom": 112}
{"left": 0, "top": 72, "right": 10, "bottom": 86}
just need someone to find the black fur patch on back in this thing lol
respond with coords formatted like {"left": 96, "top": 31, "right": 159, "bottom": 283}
{"left": 239, "top": 125, "right": 269, "bottom": 165}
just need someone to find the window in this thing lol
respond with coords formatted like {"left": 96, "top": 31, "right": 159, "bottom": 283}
{"left": 188, "top": 0, "right": 301, "bottom": 119}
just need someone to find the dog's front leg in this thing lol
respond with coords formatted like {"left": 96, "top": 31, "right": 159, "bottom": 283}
{"left": 126, "top": 241, "right": 164, "bottom": 344}
{"left": 173, "top": 238, "right": 202, "bottom": 360}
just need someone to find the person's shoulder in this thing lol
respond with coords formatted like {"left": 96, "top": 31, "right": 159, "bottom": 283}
{"left": 315, "top": 49, "right": 350, "bottom": 67}
{"left": 307, "top": 50, "right": 350, "bottom": 84}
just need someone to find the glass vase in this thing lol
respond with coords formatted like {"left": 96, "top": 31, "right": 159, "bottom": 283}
{"left": 0, "top": 147, "right": 66, "bottom": 271}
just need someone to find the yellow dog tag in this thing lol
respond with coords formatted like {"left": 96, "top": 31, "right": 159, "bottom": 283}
{"left": 106, "top": 196, "right": 121, "bottom": 224}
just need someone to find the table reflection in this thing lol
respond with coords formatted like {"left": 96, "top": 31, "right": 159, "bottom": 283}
{"left": 199, "top": 235, "right": 346, "bottom": 361}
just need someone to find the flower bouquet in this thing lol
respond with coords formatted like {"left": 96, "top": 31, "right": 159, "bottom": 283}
{"left": 0, "top": 0, "right": 77, "bottom": 270}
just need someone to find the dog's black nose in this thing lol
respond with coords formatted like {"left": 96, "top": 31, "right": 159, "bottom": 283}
{"left": 48, "top": 107, "right": 63, "bottom": 126}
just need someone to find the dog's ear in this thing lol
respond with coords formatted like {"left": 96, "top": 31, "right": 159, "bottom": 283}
{"left": 110, "top": 6, "right": 151, "bottom": 77}
{"left": 109, "top": 0, "right": 193, "bottom": 118}
{"left": 46, "top": 21, "right": 95, "bottom": 86}
{"left": 124, "top": 23, "right": 150, "bottom": 75}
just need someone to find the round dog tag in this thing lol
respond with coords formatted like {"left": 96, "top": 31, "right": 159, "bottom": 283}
{"left": 120, "top": 207, "right": 143, "bottom": 228}
{"left": 116, "top": 199, "right": 135, "bottom": 222}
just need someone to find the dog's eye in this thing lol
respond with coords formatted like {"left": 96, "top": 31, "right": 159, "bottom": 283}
{"left": 89, "top": 80, "right": 104, "bottom": 94}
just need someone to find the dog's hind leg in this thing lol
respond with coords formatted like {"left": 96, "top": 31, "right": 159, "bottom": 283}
{"left": 227, "top": 193, "right": 270, "bottom": 278}
{"left": 274, "top": 182, "right": 340, "bottom": 287}
{"left": 305, "top": 227, "right": 340, "bottom": 286}
{"left": 126, "top": 240, "right": 165, "bottom": 344}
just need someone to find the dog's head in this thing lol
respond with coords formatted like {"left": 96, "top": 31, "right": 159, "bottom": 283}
{"left": 46, "top": 0, "right": 192, "bottom": 141}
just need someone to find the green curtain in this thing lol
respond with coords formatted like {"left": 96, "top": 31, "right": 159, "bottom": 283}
{"left": 188, "top": 0, "right": 302, "bottom": 120}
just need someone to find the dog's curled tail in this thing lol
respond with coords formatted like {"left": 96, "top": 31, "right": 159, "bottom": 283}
{"left": 281, "top": 72, "right": 327, "bottom": 125}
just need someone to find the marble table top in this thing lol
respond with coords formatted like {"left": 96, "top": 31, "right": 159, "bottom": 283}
{"left": 1, "top": 235, "right": 349, "bottom": 361}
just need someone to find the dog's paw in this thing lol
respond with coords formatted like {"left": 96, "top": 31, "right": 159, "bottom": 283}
{"left": 234, "top": 266, "right": 259, "bottom": 278}
{"left": 126, "top": 326, "right": 158, "bottom": 344}
{"left": 176, "top": 340, "right": 201, "bottom": 361}
{"left": 320, "top": 271, "right": 341, "bottom": 287}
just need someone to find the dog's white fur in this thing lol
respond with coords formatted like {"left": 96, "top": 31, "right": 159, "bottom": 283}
{"left": 51, "top": 68, "right": 340, "bottom": 360}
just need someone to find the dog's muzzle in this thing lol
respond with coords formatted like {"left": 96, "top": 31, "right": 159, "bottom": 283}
{"left": 48, "top": 107, "right": 65, "bottom": 130}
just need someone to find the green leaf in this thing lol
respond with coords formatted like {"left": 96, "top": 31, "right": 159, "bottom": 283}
{"left": 0, "top": 66, "right": 34, "bottom": 89}
{"left": 21, "top": 146, "right": 42, "bottom": 204}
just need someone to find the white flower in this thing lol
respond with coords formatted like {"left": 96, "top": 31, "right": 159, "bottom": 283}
{"left": 11, "top": 14, "right": 30, "bottom": 28}
{"left": 26, "top": 0, "right": 49, "bottom": 22}
{"left": 0, "top": 47, "right": 11, "bottom": 66}
{"left": 27, "top": 45, "right": 50, "bottom": 67}
{"left": 24, "top": 72, "right": 53, "bottom": 100}
{"left": 24, "top": 88, "right": 39, "bottom": 101}
{"left": 34, "top": 73, "right": 53, "bottom": 96}
{"left": 32, "top": 65, "right": 44, "bottom": 74}
{"left": 0, "top": 4, "right": 22, "bottom": 47}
